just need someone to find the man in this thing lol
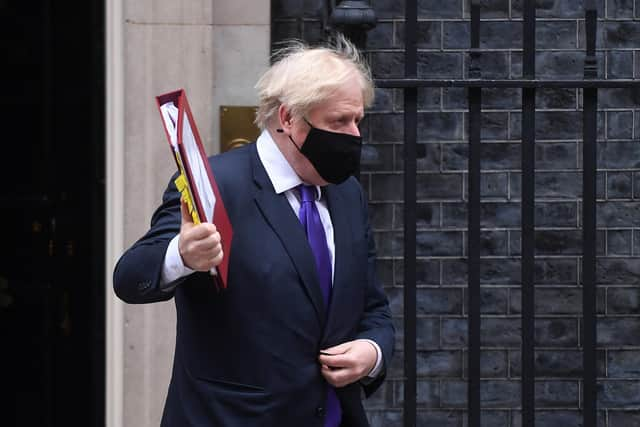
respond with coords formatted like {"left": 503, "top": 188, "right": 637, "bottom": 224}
{"left": 113, "top": 35, "right": 394, "bottom": 427}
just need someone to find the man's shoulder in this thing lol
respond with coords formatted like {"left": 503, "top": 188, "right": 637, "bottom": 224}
{"left": 333, "top": 176, "right": 365, "bottom": 200}
{"left": 208, "top": 142, "right": 256, "bottom": 177}
{"left": 209, "top": 141, "right": 255, "bottom": 162}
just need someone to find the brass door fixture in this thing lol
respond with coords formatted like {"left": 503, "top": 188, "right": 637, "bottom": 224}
{"left": 220, "top": 106, "right": 261, "bottom": 152}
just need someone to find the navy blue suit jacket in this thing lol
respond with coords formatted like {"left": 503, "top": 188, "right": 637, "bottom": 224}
{"left": 113, "top": 143, "right": 394, "bottom": 426}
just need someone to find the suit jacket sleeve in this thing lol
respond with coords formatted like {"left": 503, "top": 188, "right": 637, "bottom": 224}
{"left": 353, "top": 183, "right": 395, "bottom": 397}
{"left": 113, "top": 173, "right": 189, "bottom": 304}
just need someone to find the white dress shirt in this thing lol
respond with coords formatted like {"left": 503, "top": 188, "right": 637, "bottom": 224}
{"left": 161, "top": 129, "right": 382, "bottom": 378}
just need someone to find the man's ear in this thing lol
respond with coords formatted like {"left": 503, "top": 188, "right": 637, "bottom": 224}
{"left": 277, "top": 104, "right": 293, "bottom": 134}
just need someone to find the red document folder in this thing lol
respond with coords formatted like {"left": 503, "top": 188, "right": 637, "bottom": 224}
{"left": 156, "top": 89, "right": 232, "bottom": 290}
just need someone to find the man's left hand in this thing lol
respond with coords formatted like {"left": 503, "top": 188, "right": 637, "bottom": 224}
{"left": 318, "top": 339, "right": 377, "bottom": 388}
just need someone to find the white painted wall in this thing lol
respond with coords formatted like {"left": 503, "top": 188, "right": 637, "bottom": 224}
{"left": 106, "top": 1, "right": 270, "bottom": 426}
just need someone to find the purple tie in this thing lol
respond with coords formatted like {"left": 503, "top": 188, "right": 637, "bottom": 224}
{"left": 298, "top": 184, "right": 341, "bottom": 427}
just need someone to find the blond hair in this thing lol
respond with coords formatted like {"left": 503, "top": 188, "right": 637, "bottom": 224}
{"left": 254, "top": 34, "right": 374, "bottom": 130}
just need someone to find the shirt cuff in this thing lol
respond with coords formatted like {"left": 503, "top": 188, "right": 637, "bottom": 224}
{"left": 362, "top": 339, "right": 384, "bottom": 379}
{"left": 161, "top": 235, "right": 195, "bottom": 285}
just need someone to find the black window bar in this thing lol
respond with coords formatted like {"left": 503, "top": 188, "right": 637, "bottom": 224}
{"left": 374, "top": 0, "right": 640, "bottom": 426}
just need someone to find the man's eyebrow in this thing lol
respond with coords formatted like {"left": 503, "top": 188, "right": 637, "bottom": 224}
{"left": 329, "top": 111, "right": 364, "bottom": 119}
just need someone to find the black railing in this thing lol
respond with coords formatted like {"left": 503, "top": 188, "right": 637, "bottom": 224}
{"left": 402, "top": 0, "right": 418, "bottom": 422}
{"left": 374, "top": 0, "right": 640, "bottom": 426}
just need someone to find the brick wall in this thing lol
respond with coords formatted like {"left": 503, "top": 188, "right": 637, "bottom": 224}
{"left": 271, "top": 1, "right": 640, "bottom": 426}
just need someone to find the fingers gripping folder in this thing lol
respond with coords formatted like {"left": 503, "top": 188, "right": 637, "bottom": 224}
{"left": 156, "top": 89, "right": 233, "bottom": 290}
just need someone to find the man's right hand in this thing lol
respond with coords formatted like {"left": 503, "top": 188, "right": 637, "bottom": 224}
{"left": 178, "top": 198, "right": 224, "bottom": 271}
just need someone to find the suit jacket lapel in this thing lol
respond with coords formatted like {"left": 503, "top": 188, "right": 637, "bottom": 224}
{"left": 250, "top": 145, "right": 326, "bottom": 324}
{"left": 323, "top": 184, "right": 354, "bottom": 340}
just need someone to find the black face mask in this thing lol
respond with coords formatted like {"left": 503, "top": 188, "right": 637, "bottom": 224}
{"left": 287, "top": 119, "right": 362, "bottom": 185}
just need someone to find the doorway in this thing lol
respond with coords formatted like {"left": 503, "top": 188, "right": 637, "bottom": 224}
{"left": 0, "top": 0, "right": 105, "bottom": 426}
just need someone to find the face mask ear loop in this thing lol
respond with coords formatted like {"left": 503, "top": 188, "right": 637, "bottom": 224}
{"left": 303, "top": 117, "right": 314, "bottom": 129}
{"left": 287, "top": 116, "right": 313, "bottom": 152}
{"left": 288, "top": 135, "right": 302, "bottom": 152}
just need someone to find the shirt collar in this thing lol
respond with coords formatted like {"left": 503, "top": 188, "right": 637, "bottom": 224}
{"left": 256, "top": 129, "right": 321, "bottom": 200}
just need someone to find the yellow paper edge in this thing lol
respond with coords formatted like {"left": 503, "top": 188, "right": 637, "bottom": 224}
{"left": 174, "top": 151, "right": 201, "bottom": 225}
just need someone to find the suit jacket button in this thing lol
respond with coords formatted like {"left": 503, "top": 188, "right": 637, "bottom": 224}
{"left": 315, "top": 406, "right": 325, "bottom": 418}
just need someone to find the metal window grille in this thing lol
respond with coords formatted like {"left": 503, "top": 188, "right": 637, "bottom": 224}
{"left": 374, "top": 1, "right": 640, "bottom": 426}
